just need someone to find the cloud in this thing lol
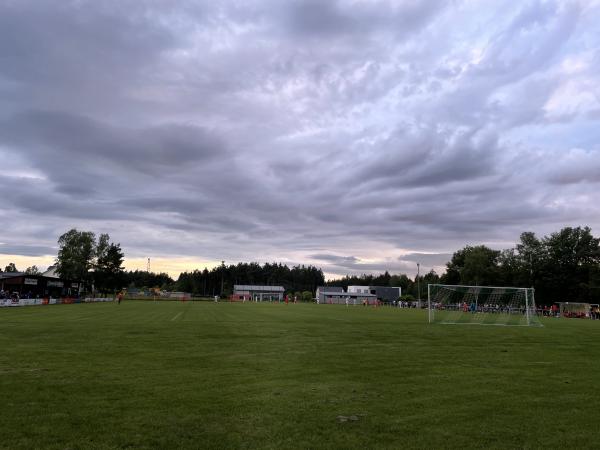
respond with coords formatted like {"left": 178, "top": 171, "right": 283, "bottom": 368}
{"left": 1, "top": 0, "right": 599, "bottom": 278}
{"left": 0, "top": 244, "right": 56, "bottom": 257}
{"left": 400, "top": 253, "right": 452, "bottom": 267}
{"left": 547, "top": 148, "right": 600, "bottom": 184}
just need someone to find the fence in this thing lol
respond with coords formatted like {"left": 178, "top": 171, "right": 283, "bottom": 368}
{"left": 0, "top": 297, "right": 115, "bottom": 307}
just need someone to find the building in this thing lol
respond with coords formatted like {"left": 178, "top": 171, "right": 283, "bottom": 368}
{"left": 320, "top": 285, "right": 401, "bottom": 304}
{"left": 0, "top": 272, "right": 80, "bottom": 299}
{"left": 347, "top": 285, "right": 371, "bottom": 294}
{"left": 348, "top": 285, "right": 401, "bottom": 303}
{"left": 319, "top": 289, "right": 376, "bottom": 305}
{"left": 232, "top": 285, "right": 285, "bottom": 301}
{"left": 316, "top": 286, "right": 343, "bottom": 300}
{"left": 370, "top": 286, "right": 402, "bottom": 303}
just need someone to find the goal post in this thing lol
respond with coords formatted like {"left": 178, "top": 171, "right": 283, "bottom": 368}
{"left": 428, "top": 284, "right": 542, "bottom": 327}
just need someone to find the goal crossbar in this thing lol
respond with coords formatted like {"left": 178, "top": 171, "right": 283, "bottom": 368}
{"left": 428, "top": 284, "right": 530, "bottom": 291}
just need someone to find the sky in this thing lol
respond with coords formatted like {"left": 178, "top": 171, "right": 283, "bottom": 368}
{"left": 1, "top": 0, "right": 600, "bottom": 280}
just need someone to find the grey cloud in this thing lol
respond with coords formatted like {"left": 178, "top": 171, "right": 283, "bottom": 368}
{"left": 352, "top": 126, "right": 498, "bottom": 191}
{"left": 400, "top": 253, "right": 452, "bottom": 267}
{"left": 0, "top": 1, "right": 180, "bottom": 120}
{"left": 310, "top": 254, "right": 360, "bottom": 264}
{"left": 547, "top": 150, "right": 600, "bottom": 184}
{"left": 283, "top": 0, "right": 447, "bottom": 40}
{"left": 308, "top": 253, "right": 415, "bottom": 276}
{"left": 430, "top": 2, "right": 581, "bottom": 128}
{"left": 0, "top": 111, "right": 226, "bottom": 196}
{"left": 0, "top": 244, "right": 56, "bottom": 257}
{"left": 1, "top": 1, "right": 599, "bottom": 278}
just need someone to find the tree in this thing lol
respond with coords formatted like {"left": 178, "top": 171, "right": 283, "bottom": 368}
{"left": 441, "top": 245, "right": 500, "bottom": 286}
{"left": 515, "top": 232, "right": 544, "bottom": 287}
{"left": 537, "top": 227, "right": 600, "bottom": 303}
{"left": 372, "top": 270, "right": 391, "bottom": 286}
{"left": 497, "top": 249, "right": 523, "bottom": 287}
{"left": 441, "top": 248, "right": 466, "bottom": 285}
{"left": 56, "top": 229, "right": 96, "bottom": 289}
{"left": 4, "top": 262, "right": 18, "bottom": 272}
{"left": 94, "top": 233, "right": 125, "bottom": 293}
{"left": 25, "top": 265, "right": 41, "bottom": 275}
{"left": 462, "top": 246, "right": 501, "bottom": 286}
{"left": 423, "top": 270, "right": 440, "bottom": 286}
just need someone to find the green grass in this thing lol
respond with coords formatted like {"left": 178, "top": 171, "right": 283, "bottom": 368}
{"left": 2, "top": 301, "right": 600, "bottom": 449}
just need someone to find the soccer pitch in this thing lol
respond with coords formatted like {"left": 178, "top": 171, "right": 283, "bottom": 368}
{"left": 2, "top": 302, "right": 600, "bottom": 449}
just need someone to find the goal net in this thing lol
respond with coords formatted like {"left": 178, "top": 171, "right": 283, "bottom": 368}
{"left": 428, "top": 284, "right": 542, "bottom": 327}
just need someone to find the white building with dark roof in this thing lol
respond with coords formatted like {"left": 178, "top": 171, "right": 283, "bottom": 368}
{"left": 233, "top": 285, "right": 284, "bottom": 301}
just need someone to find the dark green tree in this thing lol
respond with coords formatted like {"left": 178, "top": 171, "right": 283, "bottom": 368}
{"left": 537, "top": 227, "right": 600, "bottom": 303}
{"left": 516, "top": 232, "right": 544, "bottom": 287}
{"left": 25, "top": 265, "right": 41, "bottom": 275}
{"left": 441, "top": 245, "right": 501, "bottom": 286}
{"left": 4, "top": 262, "right": 18, "bottom": 272}
{"left": 94, "top": 233, "right": 125, "bottom": 293}
{"left": 56, "top": 229, "right": 96, "bottom": 288}
{"left": 390, "top": 274, "right": 412, "bottom": 292}
{"left": 462, "top": 246, "right": 501, "bottom": 286}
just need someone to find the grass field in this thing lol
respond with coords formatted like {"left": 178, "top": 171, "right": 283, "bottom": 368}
{"left": 2, "top": 301, "right": 600, "bottom": 449}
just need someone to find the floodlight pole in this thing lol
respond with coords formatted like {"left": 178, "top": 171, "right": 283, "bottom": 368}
{"left": 525, "top": 288, "right": 530, "bottom": 326}
{"left": 220, "top": 260, "right": 225, "bottom": 297}
{"left": 417, "top": 263, "right": 421, "bottom": 308}
{"left": 428, "top": 283, "right": 432, "bottom": 323}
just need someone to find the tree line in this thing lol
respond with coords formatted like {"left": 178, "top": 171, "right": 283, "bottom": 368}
{"left": 176, "top": 262, "right": 325, "bottom": 297}
{"left": 3, "top": 225, "right": 598, "bottom": 304}
{"left": 325, "top": 226, "right": 600, "bottom": 305}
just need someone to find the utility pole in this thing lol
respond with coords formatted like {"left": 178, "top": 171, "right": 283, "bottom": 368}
{"left": 529, "top": 253, "right": 534, "bottom": 287}
{"left": 220, "top": 260, "right": 225, "bottom": 297}
{"left": 417, "top": 263, "right": 421, "bottom": 307}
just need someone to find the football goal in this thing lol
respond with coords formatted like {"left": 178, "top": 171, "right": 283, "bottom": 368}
{"left": 428, "top": 284, "right": 542, "bottom": 327}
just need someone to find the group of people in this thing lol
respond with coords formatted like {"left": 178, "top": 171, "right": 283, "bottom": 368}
{"left": 560, "top": 305, "right": 600, "bottom": 319}
{"left": 0, "top": 290, "right": 20, "bottom": 301}
{"left": 429, "top": 302, "right": 529, "bottom": 315}
{"left": 0, "top": 290, "right": 37, "bottom": 300}
{"left": 539, "top": 304, "right": 560, "bottom": 317}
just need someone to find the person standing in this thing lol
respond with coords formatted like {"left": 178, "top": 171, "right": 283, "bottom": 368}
{"left": 117, "top": 291, "right": 123, "bottom": 305}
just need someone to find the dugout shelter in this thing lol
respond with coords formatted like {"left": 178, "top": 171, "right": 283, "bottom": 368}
{"left": 0, "top": 272, "right": 80, "bottom": 299}
{"left": 557, "top": 302, "right": 591, "bottom": 318}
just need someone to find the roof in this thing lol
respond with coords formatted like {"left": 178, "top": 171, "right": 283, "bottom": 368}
{"left": 317, "top": 286, "right": 343, "bottom": 292}
{"left": 42, "top": 265, "right": 60, "bottom": 278}
{"left": 0, "top": 272, "right": 25, "bottom": 279}
{"left": 234, "top": 285, "right": 285, "bottom": 292}
{"left": 325, "top": 292, "right": 376, "bottom": 298}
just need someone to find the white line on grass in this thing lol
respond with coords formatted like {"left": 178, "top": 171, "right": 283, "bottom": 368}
{"left": 171, "top": 311, "right": 183, "bottom": 321}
